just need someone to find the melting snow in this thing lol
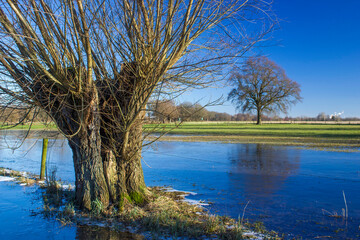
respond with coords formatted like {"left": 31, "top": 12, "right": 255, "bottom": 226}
{"left": 0, "top": 176, "right": 15, "bottom": 182}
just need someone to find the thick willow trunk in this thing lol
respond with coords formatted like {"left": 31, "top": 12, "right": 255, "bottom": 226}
{"left": 97, "top": 63, "right": 148, "bottom": 208}
{"left": 68, "top": 126, "right": 109, "bottom": 210}
{"left": 32, "top": 71, "right": 111, "bottom": 211}
{"left": 102, "top": 118, "right": 146, "bottom": 207}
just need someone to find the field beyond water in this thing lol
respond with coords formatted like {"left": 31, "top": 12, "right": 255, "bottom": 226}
{"left": 2, "top": 121, "right": 360, "bottom": 151}
{"left": 144, "top": 122, "right": 360, "bottom": 151}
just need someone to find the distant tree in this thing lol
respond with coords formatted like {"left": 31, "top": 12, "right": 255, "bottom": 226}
{"left": 206, "top": 111, "right": 215, "bottom": 121}
{"left": 214, "top": 112, "right": 232, "bottom": 121}
{"left": 316, "top": 112, "right": 329, "bottom": 121}
{"left": 153, "top": 100, "right": 179, "bottom": 122}
{"left": 178, "top": 102, "right": 208, "bottom": 121}
{"left": 178, "top": 102, "right": 193, "bottom": 121}
{"left": 192, "top": 104, "right": 208, "bottom": 121}
{"left": 233, "top": 113, "right": 256, "bottom": 121}
{"left": 228, "top": 57, "right": 302, "bottom": 125}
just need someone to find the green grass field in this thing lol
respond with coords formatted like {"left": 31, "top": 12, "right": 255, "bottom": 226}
{"left": 144, "top": 122, "right": 360, "bottom": 151}
{"left": 144, "top": 122, "right": 360, "bottom": 138}
{"left": 0, "top": 123, "right": 57, "bottom": 130}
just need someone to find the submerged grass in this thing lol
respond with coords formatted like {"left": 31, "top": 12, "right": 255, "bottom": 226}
{"left": 0, "top": 167, "right": 38, "bottom": 185}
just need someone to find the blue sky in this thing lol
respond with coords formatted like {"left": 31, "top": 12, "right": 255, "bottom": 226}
{"left": 180, "top": 0, "right": 360, "bottom": 118}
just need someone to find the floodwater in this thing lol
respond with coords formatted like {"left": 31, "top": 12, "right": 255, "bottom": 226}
{"left": 1, "top": 131, "right": 360, "bottom": 239}
{"left": 0, "top": 183, "right": 143, "bottom": 240}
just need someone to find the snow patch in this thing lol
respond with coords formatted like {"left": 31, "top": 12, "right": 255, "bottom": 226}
{"left": 242, "top": 231, "right": 266, "bottom": 240}
{"left": 183, "top": 198, "right": 210, "bottom": 206}
{"left": 0, "top": 176, "right": 15, "bottom": 182}
{"left": 163, "top": 187, "right": 197, "bottom": 195}
{"left": 59, "top": 184, "right": 75, "bottom": 191}
{"left": 162, "top": 187, "right": 210, "bottom": 206}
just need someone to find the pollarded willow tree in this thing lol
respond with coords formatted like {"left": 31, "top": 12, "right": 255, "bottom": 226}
{"left": 0, "top": 0, "right": 274, "bottom": 210}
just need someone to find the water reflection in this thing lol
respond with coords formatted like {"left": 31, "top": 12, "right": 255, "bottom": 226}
{"left": 229, "top": 144, "right": 300, "bottom": 196}
{"left": 76, "top": 225, "right": 144, "bottom": 240}
{"left": 0, "top": 130, "right": 74, "bottom": 181}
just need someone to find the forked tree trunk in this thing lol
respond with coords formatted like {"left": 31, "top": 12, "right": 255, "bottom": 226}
{"left": 97, "top": 62, "right": 149, "bottom": 208}
{"left": 34, "top": 69, "right": 146, "bottom": 211}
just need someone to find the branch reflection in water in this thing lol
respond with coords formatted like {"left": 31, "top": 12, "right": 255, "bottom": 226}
{"left": 229, "top": 144, "right": 300, "bottom": 197}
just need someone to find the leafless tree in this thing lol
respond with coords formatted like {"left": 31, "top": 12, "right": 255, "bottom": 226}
{"left": 150, "top": 100, "right": 179, "bottom": 122}
{"left": 0, "top": 0, "right": 274, "bottom": 210}
{"left": 228, "top": 56, "right": 302, "bottom": 125}
{"left": 178, "top": 102, "right": 208, "bottom": 121}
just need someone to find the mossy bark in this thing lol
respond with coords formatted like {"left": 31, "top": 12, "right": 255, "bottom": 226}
{"left": 64, "top": 91, "right": 110, "bottom": 210}
{"left": 101, "top": 118, "right": 147, "bottom": 208}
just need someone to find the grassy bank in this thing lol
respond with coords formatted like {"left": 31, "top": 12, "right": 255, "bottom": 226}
{"left": 144, "top": 122, "right": 360, "bottom": 151}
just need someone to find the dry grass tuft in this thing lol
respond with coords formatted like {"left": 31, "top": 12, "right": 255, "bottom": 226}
{"left": 107, "top": 187, "right": 280, "bottom": 239}
{"left": 0, "top": 167, "right": 38, "bottom": 185}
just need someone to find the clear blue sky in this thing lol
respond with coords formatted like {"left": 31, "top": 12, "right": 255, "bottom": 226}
{"left": 180, "top": 0, "right": 360, "bottom": 118}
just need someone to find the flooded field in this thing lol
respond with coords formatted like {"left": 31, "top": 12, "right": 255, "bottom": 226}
{"left": 0, "top": 183, "right": 143, "bottom": 240}
{"left": 1, "top": 131, "right": 360, "bottom": 239}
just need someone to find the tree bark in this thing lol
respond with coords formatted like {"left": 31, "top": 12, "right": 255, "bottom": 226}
{"left": 120, "top": 118, "right": 146, "bottom": 203}
{"left": 32, "top": 74, "right": 110, "bottom": 211}
{"left": 66, "top": 95, "right": 110, "bottom": 210}
{"left": 68, "top": 127, "right": 109, "bottom": 210}
{"left": 257, "top": 108, "right": 262, "bottom": 125}
{"left": 101, "top": 115, "right": 147, "bottom": 207}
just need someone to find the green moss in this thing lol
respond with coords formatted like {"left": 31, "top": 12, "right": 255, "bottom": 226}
{"left": 117, "top": 194, "right": 128, "bottom": 211}
{"left": 118, "top": 192, "right": 141, "bottom": 211}
{"left": 129, "top": 191, "right": 145, "bottom": 205}
{"left": 125, "top": 194, "right": 132, "bottom": 202}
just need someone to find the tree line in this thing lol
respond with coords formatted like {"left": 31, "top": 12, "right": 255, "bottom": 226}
{"left": 148, "top": 101, "right": 360, "bottom": 123}
{"left": 147, "top": 100, "right": 273, "bottom": 122}
{"left": 1, "top": 104, "right": 357, "bottom": 125}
